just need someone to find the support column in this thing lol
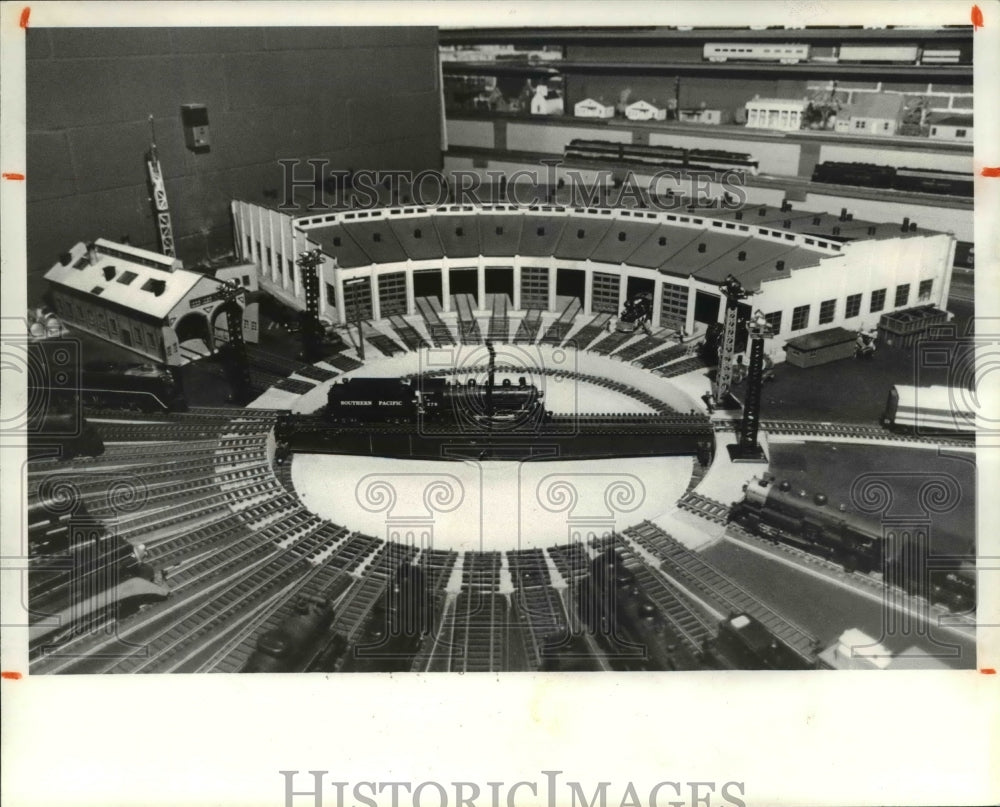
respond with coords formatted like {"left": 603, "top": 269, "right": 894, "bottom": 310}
{"left": 256, "top": 204, "right": 267, "bottom": 277}
{"left": 248, "top": 207, "right": 259, "bottom": 266}
{"left": 617, "top": 269, "right": 628, "bottom": 314}
{"left": 685, "top": 283, "right": 696, "bottom": 338}
{"left": 335, "top": 270, "right": 347, "bottom": 325}
{"left": 584, "top": 267, "right": 593, "bottom": 315}
{"left": 512, "top": 264, "right": 522, "bottom": 310}
{"left": 477, "top": 262, "right": 486, "bottom": 311}
{"left": 547, "top": 264, "right": 557, "bottom": 312}
{"left": 277, "top": 213, "right": 288, "bottom": 288}
{"left": 267, "top": 210, "right": 277, "bottom": 285}
{"left": 405, "top": 262, "right": 415, "bottom": 316}
{"left": 441, "top": 265, "right": 451, "bottom": 313}
{"left": 370, "top": 270, "right": 381, "bottom": 321}
{"left": 651, "top": 277, "right": 663, "bottom": 329}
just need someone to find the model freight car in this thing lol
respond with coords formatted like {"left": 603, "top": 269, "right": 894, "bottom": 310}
{"left": 882, "top": 384, "right": 976, "bottom": 434}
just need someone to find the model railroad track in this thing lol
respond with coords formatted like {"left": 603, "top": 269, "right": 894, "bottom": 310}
{"left": 449, "top": 590, "right": 507, "bottom": 672}
{"left": 201, "top": 563, "right": 356, "bottom": 673}
{"left": 95, "top": 529, "right": 335, "bottom": 674}
{"left": 624, "top": 522, "right": 818, "bottom": 662}
{"left": 588, "top": 330, "right": 634, "bottom": 356}
{"left": 652, "top": 355, "right": 709, "bottom": 378}
{"left": 611, "top": 331, "right": 671, "bottom": 362}
{"left": 635, "top": 343, "right": 690, "bottom": 369}
{"left": 91, "top": 420, "right": 232, "bottom": 443}
{"left": 488, "top": 295, "right": 509, "bottom": 343}
{"left": 616, "top": 543, "right": 716, "bottom": 653}
{"left": 388, "top": 314, "right": 431, "bottom": 351}
{"left": 514, "top": 584, "right": 569, "bottom": 671}
{"left": 676, "top": 492, "right": 732, "bottom": 525}
{"left": 414, "top": 298, "right": 457, "bottom": 347}
{"left": 758, "top": 419, "right": 974, "bottom": 447}
{"left": 562, "top": 312, "right": 612, "bottom": 350}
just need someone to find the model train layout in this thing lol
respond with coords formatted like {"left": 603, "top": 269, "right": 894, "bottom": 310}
{"left": 703, "top": 42, "right": 966, "bottom": 64}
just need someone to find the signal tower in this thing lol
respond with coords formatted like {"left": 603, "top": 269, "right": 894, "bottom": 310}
{"left": 728, "top": 310, "right": 773, "bottom": 463}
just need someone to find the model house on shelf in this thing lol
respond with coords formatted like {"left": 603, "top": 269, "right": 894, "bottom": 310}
{"left": 677, "top": 107, "right": 728, "bottom": 125}
{"left": 574, "top": 98, "right": 615, "bottom": 119}
{"left": 927, "top": 113, "right": 973, "bottom": 142}
{"left": 834, "top": 93, "right": 905, "bottom": 136}
{"left": 531, "top": 83, "right": 565, "bottom": 115}
{"left": 744, "top": 96, "right": 808, "bottom": 131}
{"left": 625, "top": 99, "right": 667, "bottom": 121}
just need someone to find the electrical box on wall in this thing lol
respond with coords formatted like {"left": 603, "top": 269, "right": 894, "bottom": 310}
{"left": 181, "top": 104, "right": 210, "bottom": 151}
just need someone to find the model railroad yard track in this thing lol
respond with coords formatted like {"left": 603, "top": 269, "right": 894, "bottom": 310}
{"left": 621, "top": 522, "right": 819, "bottom": 662}
{"left": 756, "top": 418, "right": 974, "bottom": 448}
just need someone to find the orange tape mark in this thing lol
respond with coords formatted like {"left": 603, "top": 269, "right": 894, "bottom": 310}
{"left": 981, "top": 167, "right": 1000, "bottom": 177}
{"left": 1, "top": 671, "right": 23, "bottom": 680}
{"left": 972, "top": 4, "right": 984, "bottom": 28}
{"left": 981, "top": 668, "right": 996, "bottom": 674}
{"left": 19, "top": 7, "right": 30, "bottom": 28}
{"left": 2, "top": 173, "right": 25, "bottom": 180}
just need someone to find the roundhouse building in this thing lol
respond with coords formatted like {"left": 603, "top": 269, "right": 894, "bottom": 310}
{"left": 232, "top": 199, "right": 955, "bottom": 359}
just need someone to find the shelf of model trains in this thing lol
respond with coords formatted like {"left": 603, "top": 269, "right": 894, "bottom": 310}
{"left": 446, "top": 148, "right": 973, "bottom": 208}
{"left": 439, "top": 28, "right": 973, "bottom": 45}
{"left": 441, "top": 61, "right": 971, "bottom": 80}
{"left": 291, "top": 453, "right": 693, "bottom": 551}
{"left": 446, "top": 114, "right": 974, "bottom": 153}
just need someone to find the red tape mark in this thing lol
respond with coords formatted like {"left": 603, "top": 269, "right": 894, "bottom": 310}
{"left": 981, "top": 668, "right": 996, "bottom": 674}
{"left": 972, "top": 4, "right": 984, "bottom": 28}
{"left": 19, "top": 7, "right": 30, "bottom": 28}
{"left": 1, "top": 671, "right": 23, "bottom": 680}
{"left": 2, "top": 172, "right": 25, "bottom": 180}
{"left": 981, "top": 167, "right": 1000, "bottom": 177}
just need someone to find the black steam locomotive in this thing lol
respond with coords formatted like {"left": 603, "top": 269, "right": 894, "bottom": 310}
{"left": 29, "top": 341, "right": 187, "bottom": 413}
{"left": 811, "top": 161, "right": 973, "bottom": 198}
{"left": 325, "top": 375, "right": 547, "bottom": 426}
{"left": 242, "top": 594, "right": 335, "bottom": 673}
{"left": 28, "top": 499, "right": 166, "bottom": 654}
{"left": 730, "top": 474, "right": 975, "bottom": 613}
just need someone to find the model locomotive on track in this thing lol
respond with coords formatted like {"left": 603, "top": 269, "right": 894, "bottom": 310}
{"left": 615, "top": 292, "right": 654, "bottom": 334}
{"left": 242, "top": 594, "right": 335, "bottom": 673}
{"left": 29, "top": 341, "right": 187, "bottom": 413}
{"left": 730, "top": 473, "right": 975, "bottom": 613}
{"left": 325, "top": 375, "right": 547, "bottom": 426}
{"left": 565, "top": 139, "right": 759, "bottom": 175}
{"left": 27, "top": 413, "right": 105, "bottom": 461}
{"left": 811, "top": 161, "right": 973, "bottom": 198}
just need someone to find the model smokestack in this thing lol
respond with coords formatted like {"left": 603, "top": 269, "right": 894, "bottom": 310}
{"left": 87, "top": 242, "right": 99, "bottom": 265}
{"left": 902, "top": 217, "right": 910, "bottom": 232}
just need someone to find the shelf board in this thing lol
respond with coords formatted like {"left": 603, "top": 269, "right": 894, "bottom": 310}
{"left": 439, "top": 26, "right": 973, "bottom": 45}
{"left": 441, "top": 59, "right": 971, "bottom": 83}
{"left": 445, "top": 113, "right": 975, "bottom": 155}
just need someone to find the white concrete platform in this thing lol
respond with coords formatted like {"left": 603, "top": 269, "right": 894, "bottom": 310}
{"left": 291, "top": 454, "right": 693, "bottom": 552}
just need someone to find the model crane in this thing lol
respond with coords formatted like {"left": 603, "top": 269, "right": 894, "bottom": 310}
{"left": 146, "top": 116, "right": 175, "bottom": 258}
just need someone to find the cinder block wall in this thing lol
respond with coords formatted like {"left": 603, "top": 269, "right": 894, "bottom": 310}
{"left": 26, "top": 26, "right": 442, "bottom": 302}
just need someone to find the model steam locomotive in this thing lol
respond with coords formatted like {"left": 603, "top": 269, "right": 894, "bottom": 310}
{"left": 325, "top": 375, "right": 547, "bottom": 426}
{"left": 730, "top": 473, "right": 975, "bottom": 613}
{"left": 615, "top": 292, "right": 654, "bottom": 334}
{"left": 29, "top": 341, "right": 187, "bottom": 413}
{"left": 811, "top": 161, "right": 973, "bottom": 198}
{"left": 565, "top": 139, "right": 760, "bottom": 175}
